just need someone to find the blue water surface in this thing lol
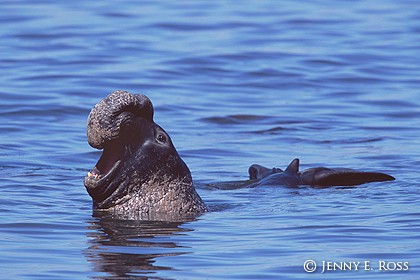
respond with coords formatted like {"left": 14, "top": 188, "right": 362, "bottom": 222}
{"left": 1, "top": 1, "right": 420, "bottom": 279}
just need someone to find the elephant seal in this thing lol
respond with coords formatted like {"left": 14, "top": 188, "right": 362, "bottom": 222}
{"left": 248, "top": 158, "right": 395, "bottom": 188}
{"left": 84, "top": 90, "right": 395, "bottom": 218}
{"left": 84, "top": 90, "right": 208, "bottom": 217}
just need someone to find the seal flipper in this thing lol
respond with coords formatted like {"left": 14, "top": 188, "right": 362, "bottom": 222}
{"left": 285, "top": 158, "right": 299, "bottom": 174}
{"left": 300, "top": 167, "right": 395, "bottom": 187}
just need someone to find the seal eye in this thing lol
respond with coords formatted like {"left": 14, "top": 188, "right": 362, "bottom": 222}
{"left": 157, "top": 133, "right": 166, "bottom": 144}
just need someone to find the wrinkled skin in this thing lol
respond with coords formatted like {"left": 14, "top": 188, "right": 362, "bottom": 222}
{"left": 84, "top": 90, "right": 208, "bottom": 218}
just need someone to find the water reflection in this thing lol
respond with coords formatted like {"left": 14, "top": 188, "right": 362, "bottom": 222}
{"left": 85, "top": 211, "right": 195, "bottom": 279}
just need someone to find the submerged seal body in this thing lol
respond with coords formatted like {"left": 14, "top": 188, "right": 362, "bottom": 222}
{"left": 84, "top": 90, "right": 395, "bottom": 218}
{"left": 84, "top": 90, "right": 208, "bottom": 216}
{"left": 248, "top": 158, "right": 395, "bottom": 188}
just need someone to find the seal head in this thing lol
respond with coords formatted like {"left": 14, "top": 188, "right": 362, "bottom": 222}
{"left": 84, "top": 90, "right": 208, "bottom": 217}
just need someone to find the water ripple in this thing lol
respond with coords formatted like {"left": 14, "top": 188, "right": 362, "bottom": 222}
{"left": 0, "top": 0, "right": 419, "bottom": 279}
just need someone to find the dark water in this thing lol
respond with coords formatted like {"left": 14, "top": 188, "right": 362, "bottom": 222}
{"left": 1, "top": 1, "right": 420, "bottom": 279}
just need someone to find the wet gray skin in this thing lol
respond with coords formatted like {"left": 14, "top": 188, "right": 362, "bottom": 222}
{"left": 84, "top": 91, "right": 394, "bottom": 219}
{"left": 84, "top": 90, "right": 208, "bottom": 218}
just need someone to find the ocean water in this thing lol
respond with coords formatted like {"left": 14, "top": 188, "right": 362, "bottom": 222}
{"left": 1, "top": 0, "right": 420, "bottom": 279}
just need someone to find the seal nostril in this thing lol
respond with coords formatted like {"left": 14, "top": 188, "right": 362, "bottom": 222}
{"left": 86, "top": 90, "right": 155, "bottom": 149}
